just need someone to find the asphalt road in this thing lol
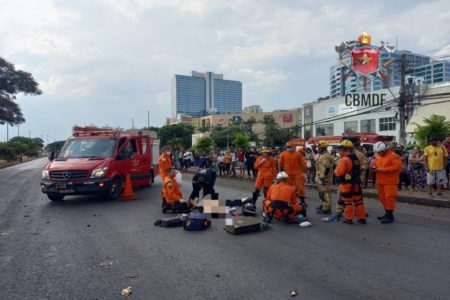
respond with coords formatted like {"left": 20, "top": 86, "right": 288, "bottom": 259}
{"left": 1, "top": 158, "right": 449, "bottom": 300}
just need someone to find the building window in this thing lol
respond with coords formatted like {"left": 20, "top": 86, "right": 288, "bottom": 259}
{"left": 361, "top": 119, "right": 376, "bottom": 132}
{"left": 344, "top": 121, "right": 358, "bottom": 133}
{"left": 379, "top": 117, "right": 396, "bottom": 131}
{"left": 316, "top": 123, "right": 334, "bottom": 136}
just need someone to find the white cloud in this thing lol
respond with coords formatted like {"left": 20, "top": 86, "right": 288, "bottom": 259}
{"left": 38, "top": 74, "right": 66, "bottom": 95}
{"left": 238, "top": 68, "right": 289, "bottom": 87}
{"left": 1, "top": 0, "right": 449, "bottom": 143}
{"left": 433, "top": 45, "right": 450, "bottom": 59}
{"left": 155, "top": 92, "right": 170, "bottom": 105}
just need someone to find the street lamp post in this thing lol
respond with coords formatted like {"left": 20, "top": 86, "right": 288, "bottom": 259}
{"left": 147, "top": 111, "right": 150, "bottom": 129}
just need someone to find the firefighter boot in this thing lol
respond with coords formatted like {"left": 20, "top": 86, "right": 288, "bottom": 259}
{"left": 381, "top": 210, "right": 395, "bottom": 224}
{"left": 252, "top": 190, "right": 260, "bottom": 205}
{"left": 300, "top": 197, "right": 307, "bottom": 208}
{"left": 377, "top": 210, "right": 388, "bottom": 220}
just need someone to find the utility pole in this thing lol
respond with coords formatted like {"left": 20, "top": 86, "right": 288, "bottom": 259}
{"left": 147, "top": 111, "right": 150, "bottom": 129}
{"left": 399, "top": 54, "right": 407, "bottom": 146}
{"left": 17, "top": 126, "right": 20, "bottom": 137}
{"left": 6, "top": 123, "right": 9, "bottom": 142}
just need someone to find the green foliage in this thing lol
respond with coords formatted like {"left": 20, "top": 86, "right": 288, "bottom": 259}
{"left": 210, "top": 125, "right": 245, "bottom": 149}
{"left": 45, "top": 141, "right": 66, "bottom": 153}
{"left": 193, "top": 136, "right": 214, "bottom": 154}
{"left": 263, "top": 121, "right": 294, "bottom": 147}
{"left": 0, "top": 57, "right": 42, "bottom": 125}
{"left": 0, "top": 136, "right": 45, "bottom": 160}
{"left": 158, "top": 124, "right": 194, "bottom": 150}
{"left": 232, "top": 133, "right": 250, "bottom": 150}
{"left": 414, "top": 115, "right": 450, "bottom": 148}
{"left": 167, "top": 137, "right": 184, "bottom": 150}
{"left": 0, "top": 143, "right": 17, "bottom": 161}
{"left": 198, "top": 126, "right": 209, "bottom": 133}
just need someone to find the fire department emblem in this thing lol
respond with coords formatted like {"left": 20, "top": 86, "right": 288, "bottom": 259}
{"left": 335, "top": 31, "right": 395, "bottom": 89}
{"left": 351, "top": 47, "right": 379, "bottom": 75}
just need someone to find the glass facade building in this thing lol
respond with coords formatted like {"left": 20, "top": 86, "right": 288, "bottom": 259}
{"left": 412, "top": 60, "right": 450, "bottom": 85}
{"left": 171, "top": 71, "right": 242, "bottom": 117}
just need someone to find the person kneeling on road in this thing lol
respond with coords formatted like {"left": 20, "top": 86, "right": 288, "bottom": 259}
{"left": 263, "top": 172, "right": 306, "bottom": 223}
{"left": 188, "top": 167, "right": 218, "bottom": 207}
{"left": 161, "top": 168, "right": 189, "bottom": 213}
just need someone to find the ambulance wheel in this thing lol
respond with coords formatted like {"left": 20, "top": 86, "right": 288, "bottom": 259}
{"left": 107, "top": 177, "right": 123, "bottom": 200}
{"left": 47, "top": 194, "right": 64, "bottom": 201}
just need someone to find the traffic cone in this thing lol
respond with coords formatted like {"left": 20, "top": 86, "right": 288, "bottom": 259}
{"left": 120, "top": 174, "right": 136, "bottom": 201}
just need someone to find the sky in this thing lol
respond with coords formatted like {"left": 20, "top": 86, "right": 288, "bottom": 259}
{"left": 1, "top": 0, "right": 449, "bottom": 143}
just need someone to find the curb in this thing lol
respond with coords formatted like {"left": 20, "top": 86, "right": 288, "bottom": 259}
{"left": 180, "top": 169, "right": 450, "bottom": 209}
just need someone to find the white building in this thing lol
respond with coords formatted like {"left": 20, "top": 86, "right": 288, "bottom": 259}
{"left": 303, "top": 87, "right": 401, "bottom": 141}
{"left": 243, "top": 105, "right": 263, "bottom": 113}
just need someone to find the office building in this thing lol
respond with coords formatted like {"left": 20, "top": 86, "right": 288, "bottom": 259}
{"left": 171, "top": 71, "right": 242, "bottom": 117}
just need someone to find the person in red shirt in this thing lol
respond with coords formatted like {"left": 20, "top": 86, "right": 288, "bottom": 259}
{"left": 237, "top": 148, "right": 246, "bottom": 177}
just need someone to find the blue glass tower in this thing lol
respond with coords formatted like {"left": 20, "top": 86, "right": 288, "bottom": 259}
{"left": 171, "top": 71, "right": 242, "bottom": 117}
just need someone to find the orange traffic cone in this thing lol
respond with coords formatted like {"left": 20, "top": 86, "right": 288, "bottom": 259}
{"left": 120, "top": 174, "right": 136, "bottom": 201}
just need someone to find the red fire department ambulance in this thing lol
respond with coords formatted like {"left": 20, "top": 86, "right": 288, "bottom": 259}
{"left": 41, "top": 127, "right": 159, "bottom": 201}
{"left": 298, "top": 133, "right": 394, "bottom": 151}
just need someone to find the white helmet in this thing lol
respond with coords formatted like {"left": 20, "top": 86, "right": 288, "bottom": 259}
{"left": 373, "top": 142, "right": 387, "bottom": 153}
{"left": 276, "top": 171, "right": 289, "bottom": 180}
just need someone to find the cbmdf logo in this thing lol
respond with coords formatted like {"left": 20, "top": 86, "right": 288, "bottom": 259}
{"left": 336, "top": 31, "right": 395, "bottom": 90}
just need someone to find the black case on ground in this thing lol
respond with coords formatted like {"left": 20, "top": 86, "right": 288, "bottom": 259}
{"left": 224, "top": 216, "right": 262, "bottom": 234}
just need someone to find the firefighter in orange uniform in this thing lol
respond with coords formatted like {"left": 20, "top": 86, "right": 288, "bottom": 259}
{"left": 334, "top": 140, "right": 367, "bottom": 224}
{"left": 161, "top": 168, "right": 189, "bottom": 212}
{"left": 158, "top": 147, "right": 173, "bottom": 181}
{"left": 278, "top": 141, "right": 307, "bottom": 206}
{"left": 372, "top": 142, "right": 402, "bottom": 223}
{"left": 251, "top": 147, "right": 277, "bottom": 204}
{"left": 263, "top": 172, "right": 306, "bottom": 223}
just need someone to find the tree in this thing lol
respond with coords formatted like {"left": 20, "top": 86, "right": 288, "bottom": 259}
{"left": 263, "top": 120, "right": 293, "bottom": 147}
{"left": 233, "top": 133, "right": 250, "bottom": 150}
{"left": 0, "top": 142, "right": 17, "bottom": 161}
{"left": 210, "top": 125, "right": 245, "bottom": 149}
{"left": 193, "top": 136, "right": 214, "bottom": 154}
{"left": 167, "top": 137, "right": 184, "bottom": 151}
{"left": 158, "top": 124, "right": 194, "bottom": 150}
{"left": 45, "top": 141, "right": 66, "bottom": 153}
{"left": 289, "top": 124, "right": 302, "bottom": 138}
{"left": 414, "top": 115, "right": 450, "bottom": 148}
{"left": 0, "top": 57, "right": 42, "bottom": 125}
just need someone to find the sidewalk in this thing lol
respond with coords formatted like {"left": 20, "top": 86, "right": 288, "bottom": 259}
{"left": 180, "top": 168, "right": 450, "bottom": 208}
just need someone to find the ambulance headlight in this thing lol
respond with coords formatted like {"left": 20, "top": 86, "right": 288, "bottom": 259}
{"left": 91, "top": 167, "right": 108, "bottom": 178}
{"left": 42, "top": 170, "right": 49, "bottom": 180}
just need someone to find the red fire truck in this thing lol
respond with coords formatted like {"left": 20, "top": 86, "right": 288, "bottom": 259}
{"left": 303, "top": 133, "right": 394, "bottom": 150}
{"left": 41, "top": 127, "right": 159, "bottom": 201}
